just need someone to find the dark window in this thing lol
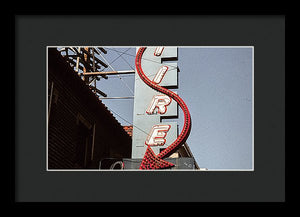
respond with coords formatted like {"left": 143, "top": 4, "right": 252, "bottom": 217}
{"left": 76, "top": 121, "right": 93, "bottom": 168}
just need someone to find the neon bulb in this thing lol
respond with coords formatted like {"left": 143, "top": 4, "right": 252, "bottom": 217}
{"left": 154, "top": 47, "right": 164, "bottom": 56}
{"left": 146, "top": 95, "right": 172, "bottom": 115}
{"left": 145, "top": 125, "right": 171, "bottom": 146}
{"left": 153, "top": 65, "right": 168, "bottom": 84}
{"left": 135, "top": 47, "right": 192, "bottom": 169}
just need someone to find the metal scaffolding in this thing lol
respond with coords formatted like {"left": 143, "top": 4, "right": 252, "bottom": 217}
{"left": 59, "top": 46, "right": 135, "bottom": 98}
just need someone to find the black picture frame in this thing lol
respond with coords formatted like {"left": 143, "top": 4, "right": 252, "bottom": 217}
{"left": 12, "top": 11, "right": 286, "bottom": 204}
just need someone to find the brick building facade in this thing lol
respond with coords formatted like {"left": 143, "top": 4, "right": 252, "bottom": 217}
{"left": 48, "top": 48, "right": 132, "bottom": 169}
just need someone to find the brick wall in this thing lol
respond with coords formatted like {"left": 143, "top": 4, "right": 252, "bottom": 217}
{"left": 48, "top": 48, "right": 131, "bottom": 169}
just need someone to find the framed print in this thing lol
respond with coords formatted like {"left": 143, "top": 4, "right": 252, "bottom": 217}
{"left": 14, "top": 14, "right": 285, "bottom": 202}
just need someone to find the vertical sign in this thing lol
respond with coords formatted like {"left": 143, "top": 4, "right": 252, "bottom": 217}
{"left": 132, "top": 47, "right": 178, "bottom": 158}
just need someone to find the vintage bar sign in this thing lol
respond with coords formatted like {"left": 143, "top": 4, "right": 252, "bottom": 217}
{"left": 132, "top": 47, "right": 178, "bottom": 159}
{"left": 134, "top": 47, "right": 191, "bottom": 169}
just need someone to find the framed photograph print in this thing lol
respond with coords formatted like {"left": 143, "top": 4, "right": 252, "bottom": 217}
{"left": 14, "top": 13, "right": 285, "bottom": 203}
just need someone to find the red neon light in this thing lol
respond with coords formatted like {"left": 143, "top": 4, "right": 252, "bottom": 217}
{"left": 135, "top": 47, "right": 192, "bottom": 170}
{"left": 139, "top": 146, "right": 174, "bottom": 169}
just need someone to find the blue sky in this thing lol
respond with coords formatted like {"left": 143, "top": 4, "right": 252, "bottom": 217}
{"left": 92, "top": 46, "right": 253, "bottom": 170}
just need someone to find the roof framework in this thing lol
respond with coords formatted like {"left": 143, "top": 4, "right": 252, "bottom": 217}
{"left": 59, "top": 47, "right": 135, "bottom": 98}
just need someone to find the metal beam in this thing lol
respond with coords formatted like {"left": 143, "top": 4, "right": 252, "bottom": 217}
{"left": 71, "top": 47, "right": 108, "bottom": 79}
{"left": 99, "top": 96, "right": 134, "bottom": 99}
{"left": 97, "top": 47, "right": 107, "bottom": 54}
{"left": 89, "top": 86, "right": 107, "bottom": 97}
{"left": 82, "top": 70, "right": 135, "bottom": 76}
{"left": 81, "top": 48, "right": 108, "bottom": 68}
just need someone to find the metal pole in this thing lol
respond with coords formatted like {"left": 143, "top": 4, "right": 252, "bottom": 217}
{"left": 82, "top": 70, "right": 135, "bottom": 76}
{"left": 76, "top": 47, "right": 81, "bottom": 73}
{"left": 83, "top": 47, "right": 89, "bottom": 83}
{"left": 99, "top": 96, "right": 134, "bottom": 99}
{"left": 92, "top": 48, "right": 97, "bottom": 94}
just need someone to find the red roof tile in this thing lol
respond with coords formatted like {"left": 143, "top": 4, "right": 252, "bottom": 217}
{"left": 123, "top": 126, "right": 133, "bottom": 137}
